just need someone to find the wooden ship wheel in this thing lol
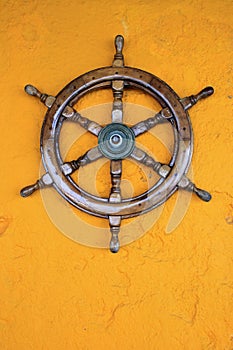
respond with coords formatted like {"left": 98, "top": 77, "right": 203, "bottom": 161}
{"left": 20, "top": 35, "right": 213, "bottom": 253}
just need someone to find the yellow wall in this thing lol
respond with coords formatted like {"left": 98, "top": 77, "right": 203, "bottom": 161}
{"left": 1, "top": 1, "right": 233, "bottom": 349}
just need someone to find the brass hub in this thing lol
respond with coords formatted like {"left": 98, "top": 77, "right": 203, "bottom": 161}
{"left": 98, "top": 123, "right": 135, "bottom": 160}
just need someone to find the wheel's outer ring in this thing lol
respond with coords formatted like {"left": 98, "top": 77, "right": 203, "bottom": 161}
{"left": 41, "top": 66, "right": 193, "bottom": 219}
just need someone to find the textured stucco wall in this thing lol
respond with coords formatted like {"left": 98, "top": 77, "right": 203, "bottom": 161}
{"left": 0, "top": 1, "right": 233, "bottom": 349}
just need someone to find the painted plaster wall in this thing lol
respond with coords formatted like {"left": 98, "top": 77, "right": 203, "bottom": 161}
{"left": 0, "top": 0, "right": 233, "bottom": 349}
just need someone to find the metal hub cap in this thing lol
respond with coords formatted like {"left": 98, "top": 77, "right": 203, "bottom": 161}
{"left": 98, "top": 123, "right": 135, "bottom": 160}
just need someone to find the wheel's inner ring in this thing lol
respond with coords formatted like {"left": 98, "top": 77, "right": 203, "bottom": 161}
{"left": 55, "top": 82, "right": 178, "bottom": 204}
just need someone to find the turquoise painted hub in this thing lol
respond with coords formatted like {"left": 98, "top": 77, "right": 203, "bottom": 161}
{"left": 98, "top": 123, "right": 135, "bottom": 160}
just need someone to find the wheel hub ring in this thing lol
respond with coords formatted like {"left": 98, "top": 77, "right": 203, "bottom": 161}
{"left": 98, "top": 123, "right": 135, "bottom": 160}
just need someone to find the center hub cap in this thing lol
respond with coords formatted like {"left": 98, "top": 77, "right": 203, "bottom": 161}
{"left": 98, "top": 123, "right": 135, "bottom": 160}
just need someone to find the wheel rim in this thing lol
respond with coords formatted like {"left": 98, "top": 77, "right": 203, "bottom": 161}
{"left": 41, "top": 67, "right": 192, "bottom": 218}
